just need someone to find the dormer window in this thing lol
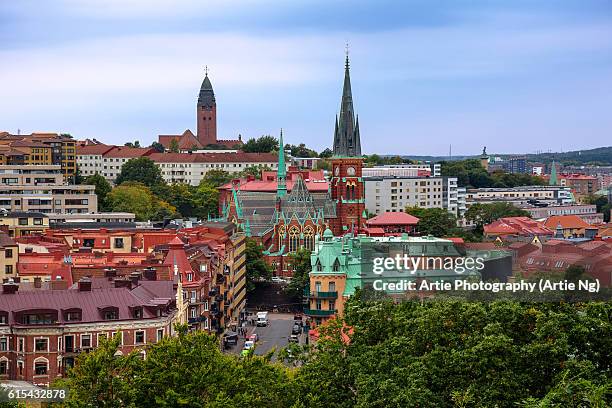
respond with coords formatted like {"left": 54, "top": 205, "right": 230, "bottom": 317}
{"left": 64, "top": 309, "right": 82, "bottom": 322}
{"left": 187, "top": 273, "right": 193, "bottom": 282}
{"left": 333, "top": 259, "right": 340, "bottom": 272}
{"left": 132, "top": 307, "right": 143, "bottom": 319}
{"left": 99, "top": 307, "right": 119, "bottom": 320}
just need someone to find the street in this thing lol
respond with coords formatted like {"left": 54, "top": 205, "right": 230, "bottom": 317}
{"left": 226, "top": 312, "right": 304, "bottom": 360}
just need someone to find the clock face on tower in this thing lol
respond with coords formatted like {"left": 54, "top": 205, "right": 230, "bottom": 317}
{"left": 347, "top": 166, "right": 356, "bottom": 176}
{"left": 334, "top": 166, "right": 340, "bottom": 176}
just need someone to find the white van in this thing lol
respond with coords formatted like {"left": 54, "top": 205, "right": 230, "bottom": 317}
{"left": 256, "top": 311, "right": 269, "bottom": 327}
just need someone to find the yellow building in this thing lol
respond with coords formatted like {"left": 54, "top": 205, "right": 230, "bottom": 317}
{"left": 0, "top": 212, "right": 49, "bottom": 238}
{"left": 0, "top": 231, "right": 18, "bottom": 281}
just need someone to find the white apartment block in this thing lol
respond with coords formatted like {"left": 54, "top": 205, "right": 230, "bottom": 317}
{"left": 364, "top": 175, "right": 463, "bottom": 216}
{"left": 362, "top": 163, "right": 441, "bottom": 178}
{"left": 466, "top": 186, "right": 574, "bottom": 206}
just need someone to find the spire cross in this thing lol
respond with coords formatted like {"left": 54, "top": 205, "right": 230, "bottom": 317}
{"left": 205, "top": 65, "right": 208, "bottom": 76}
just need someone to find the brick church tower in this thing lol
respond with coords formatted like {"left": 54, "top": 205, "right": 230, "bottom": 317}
{"left": 196, "top": 70, "right": 217, "bottom": 146}
{"left": 329, "top": 54, "right": 365, "bottom": 236}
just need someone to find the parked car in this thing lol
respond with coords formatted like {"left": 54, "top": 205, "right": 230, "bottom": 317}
{"left": 271, "top": 276, "right": 284, "bottom": 283}
{"left": 248, "top": 333, "right": 258, "bottom": 342}
{"left": 256, "top": 311, "right": 269, "bottom": 327}
{"left": 293, "top": 314, "right": 303, "bottom": 326}
{"left": 288, "top": 334, "right": 299, "bottom": 343}
{"left": 291, "top": 324, "right": 302, "bottom": 335}
{"left": 243, "top": 340, "right": 255, "bottom": 350}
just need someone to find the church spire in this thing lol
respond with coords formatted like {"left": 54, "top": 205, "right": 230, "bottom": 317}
{"left": 549, "top": 160, "right": 558, "bottom": 186}
{"left": 333, "top": 52, "right": 361, "bottom": 157}
{"left": 277, "top": 129, "right": 287, "bottom": 198}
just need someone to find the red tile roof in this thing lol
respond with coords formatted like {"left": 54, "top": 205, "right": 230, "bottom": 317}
{"left": 366, "top": 212, "right": 419, "bottom": 226}
{"left": 76, "top": 144, "right": 114, "bottom": 155}
{"left": 484, "top": 217, "right": 552, "bottom": 237}
{"left": 103, "top": 146, "right": 154, "bottom": 158}
{"left": 147, "top": 152, "right": 278, "bottom": 163}
{"left": 544, "top": 215, "right": 591, "bottom": 230}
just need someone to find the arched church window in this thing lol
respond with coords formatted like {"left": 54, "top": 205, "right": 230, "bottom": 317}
{"left": 304, "top": 226, "right": 314, "bottom": 251}
{"left": 333, "top": 259, "right": 341, "bottom": 272}
{"left": 288, "top": 226, "right": 300, "bottom": 253}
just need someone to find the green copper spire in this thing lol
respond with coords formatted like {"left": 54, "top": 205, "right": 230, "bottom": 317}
{"left": 549, "top": 160, "right": 557, "bottom": 186}
{"left": 277, "top": 129, "right": 287, "bottom": 198}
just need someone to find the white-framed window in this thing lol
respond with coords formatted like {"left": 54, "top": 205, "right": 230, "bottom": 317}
{"left": 0, "top": 337, "right": 8, "bottom": 351}
{"left": 190, "top": 308, "right": 197, "bottom": 319}
{"left": 34, "top": 337, "right": 49, "bottom": 352}
{"left": 135, "top": 330, "right": 145, "bottom": 345}
{"left": 81, "top": 334, "right": 92, "bottom": 348}
{"left": 156, "top": 328, "right": 164, "bottom": 342}
{"left": 33, "top": 357, "right": 49, "bottom": 375}
{"left": 203, "top": 301, "right": 209, "bottom": 311}
{"left": 18, "top": 337, "right": 24, "bottom": 353}
{"left": 111, "top": 331, "right": 123, "bottom": 345}
{"left": 0, "top": 357, "right": 8, "bottom": 375}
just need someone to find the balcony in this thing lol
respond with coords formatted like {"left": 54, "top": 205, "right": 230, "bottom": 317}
{"left": 310, "top": 291, "right": 338, "bottom": 299}
{"left": 304, "top": 308, "right": 337, "bottom": 316}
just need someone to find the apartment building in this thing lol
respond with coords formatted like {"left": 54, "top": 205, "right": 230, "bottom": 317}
{"left": 559, "top": 174, "right": 597, "bottom": 197}
{"left": 364, "top": 175, "right": 463, "bottom": 216}
{"left": 0, "top": 165, "right": 97, "bottom": 215}
{"left": 0, "top": 232, "right": 18, "bottom": 281}
{"left": 0, "top": 212, "right": 49, "bottom": 238}
{"left": 362, "top": 163, "right": 441, "bottom": 178}
{"left": 75, "top": 144, "right": 114, "bottom": 178}
{"left": 0, "top": 133, "right": 77, "bottom": 181}
{"left": 466, "top": 186, "right": 574, "bottom": 206}
{"left": 0, "top": 277, "right": 178, "bottom": 384}
{"left": 148, "top": 152, "right": 280, "bottom": 186}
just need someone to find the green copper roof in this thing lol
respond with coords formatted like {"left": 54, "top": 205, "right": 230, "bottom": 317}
{"left": 549, "top": 160, "right": 558, "bottom": 186}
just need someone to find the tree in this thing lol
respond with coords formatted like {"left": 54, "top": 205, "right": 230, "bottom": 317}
{"left": 106, "top": 182, "right": 177, "bottom": 221}
{"left": 168, "top": 138, "right": 180, "bottom": 153}
{"left": 319, "top": 148, "right": 333, "bottom": 158}
{"left": 150, "top": 141, "right": 165, "bottom": 152}
{"left": 85, "top": 173, "right": 112, "bottom": 211}
{"left": 193, "top": 182, "right": 220, "bottom": 219}
{"left": 288, "top": 143, "right": 318, "bottom": 158}
{"left": 465, "top": 202, "right": 531, "bottom": 233}
{"left": 115, "top": 157, "right": 164, "bottom": 188}
{"left": 284, "top": 248, "right": 311, "bottom": 300}
{"left": 405, "top": 206, "right": 458, "bottom": 237}
{"left": 241, "top": 135, "right": 278, "bottom": 153}
{"left": 245, "top": 238, "right": 272, "bottom": 292}
{"left": 240, "top": 165, "right": 271, "bottom": 179}
{"left": 124, "top": 140, "right": 141, "bottom": 148}
{"left": 202, "top": 169, "right": 232, "bottom": 187}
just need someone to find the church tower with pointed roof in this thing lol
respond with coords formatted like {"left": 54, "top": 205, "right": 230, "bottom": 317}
{"left": 329, "top": 52, "right": 365, "bottom": 236}
{"left": 197, "top": 69, "right": 217, "bottom": 146}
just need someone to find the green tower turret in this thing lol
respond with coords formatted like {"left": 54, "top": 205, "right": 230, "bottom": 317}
{"left": 277, "top": 129, "right": 287, "bottom": 198}
{"left": 549, "top": 160, "right": 557, "bottom": 186}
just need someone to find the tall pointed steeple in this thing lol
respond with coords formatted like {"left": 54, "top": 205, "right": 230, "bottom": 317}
{"left": 333, "top": 52, "right": 361, "bottom": 157}
{"left": 277, "top": 129, "right": 287, "bottom": 198}
{"left": 197, "top": 67, "right": 218, "bottom": 145}
{"left": 549, "top": 160, "right": 558, "bottom": 186}
{"left": 197, "top": 68, "right": 215, "bottom": 108}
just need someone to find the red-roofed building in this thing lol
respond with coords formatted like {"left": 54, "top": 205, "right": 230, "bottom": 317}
{"left": 559, "top": 174, "right": 597, "bottom": 197}
{"left": 365, "top": 211, "right": 419, "bottom": 236}
{"left": 544, "top": 215, "right": 593, "bottom": 239}
{"left": 483, "top": 217, "right": 553, "bottom": 243}
{"left": 517, "top": 239, "right": 612, "bottom": 287}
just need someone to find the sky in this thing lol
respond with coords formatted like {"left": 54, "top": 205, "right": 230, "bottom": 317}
{"left": 1, "top": 0, "right": 612, "bottom": 156}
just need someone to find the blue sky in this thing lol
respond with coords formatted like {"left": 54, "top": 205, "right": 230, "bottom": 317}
{"left": 1, "top": 0, "right": 612, "bottom": 155}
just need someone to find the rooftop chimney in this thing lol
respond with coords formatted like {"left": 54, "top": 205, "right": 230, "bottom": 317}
{"left": 129, "top": 271, "right": 141, "bottom": 287}
{"left": 104, "top": 268, "right": 117, "bottom": 279}
{"left": 114, "top": 277, "right": 132, "bottom": 289}
{"left": 2, "top": 282, "right": 18, "bottom": 294}
{"left": 78, "top": 277, "right": 92, "bottom": 292}
{"left": 143, "top": 268, "right": 157, "bottom": 281}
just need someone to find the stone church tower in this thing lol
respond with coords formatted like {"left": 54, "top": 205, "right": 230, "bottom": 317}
{"left": 329, "top": 54, "right": 366, "bottom": 236}
{"left": 196, "top": 71, "right": 217, "bottom": 146}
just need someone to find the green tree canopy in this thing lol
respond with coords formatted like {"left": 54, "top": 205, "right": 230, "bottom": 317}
{"left": 465, "top": 202, "right": 531, "bottom": 232}
{"left": 284, "top": 248, "right": 311, "bottom": 300}
{"left": 241, "top": 135, "right": 278, "bottom": 153}
{"left": 245, "top": 238, "right": 272, "bottom": 292}
{"left": 115, "top": 157, "right": 164, "bottom": 188}
{"left": 168, "top": 138, "right": 180, "bottom": 153}
{"left": 150, "top": 141, "right": 165, "bottom": 152}
{"left": 84, "top": 173, "right": 112, "bottom": 211}
{"left": 405, "top": 206, "right": 458, "bottom": 237}
{"left": 202, "top": 169, "right": 232, "bottom": 187}
{"left": 106, "top": 182, "right": 177, "bottom": 221}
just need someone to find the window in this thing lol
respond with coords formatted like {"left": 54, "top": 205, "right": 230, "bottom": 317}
{"left": 133, "top": 308, "right": 143, "bottom": 319}
{"left": 4, "top": 265, "right": 12, "bottom": 274}
{"left": 18, "top": 218, "right": 28, "bottom": 226}
{"left": 0, "top": 360, "right": 7, "bottom": 375}
{"left": 17, "top": 361, "right": 23, "bottom": 376}
{"left": 190, "top": 308, "right": 197, "bottom": 318}
{"left": 34, "top": 360, "right": 48, "bottom": 375}
{"left": 329, "top": 300, "right": 336, "bottom": 311}
{"left": 315, "top": 281, "right": 321, "bottom": 292}
{"left": 102, "top": 308, "right": 119, "bottom": 320}
{"left": 111, "top": 331, "right": 123, "bottom": 345}
{"left": 316, "top": 300, "right": 322, "bottom": 310}
{"left": 114, "top": 238, "right": 124, "bottom": 248}
{"left": 33, "top": 218, "right": 43, "bottom": 225}
{"left": 18, "top": 338, "right": 24, "bottom": 352}
{"left": 5, "top": 249, "right": 12, "bottom": 258}
{"left": 288, "top": 226, "right": 300, "bottom": 253}
{"left": 333, "top": 259, "right": 340, "bottom": 272}
{"left": 65, "top": 310, "right": 81, "bottom": 321}
{"left": 35, "top": 338, "right": 48, "bottom": 352}
{"left": 156, "top": 329, "right": 164, "bottom": 342}
{"left": 187, "top": 273, "right": 193, "bottom": 282}
{"left": 135, "top": 331, "right": 145, "bottom": 344}
{"left": 81, "top": 334, "right": 91, "bottom": 348}
{"left": 0, "top": 338, "right": 7, "bottom": 351}
{"left": 98, "top": 333, "right": 107, "bottom": 344}
{"left": 329, "top": 282, "right": 336, "bottom": 292}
